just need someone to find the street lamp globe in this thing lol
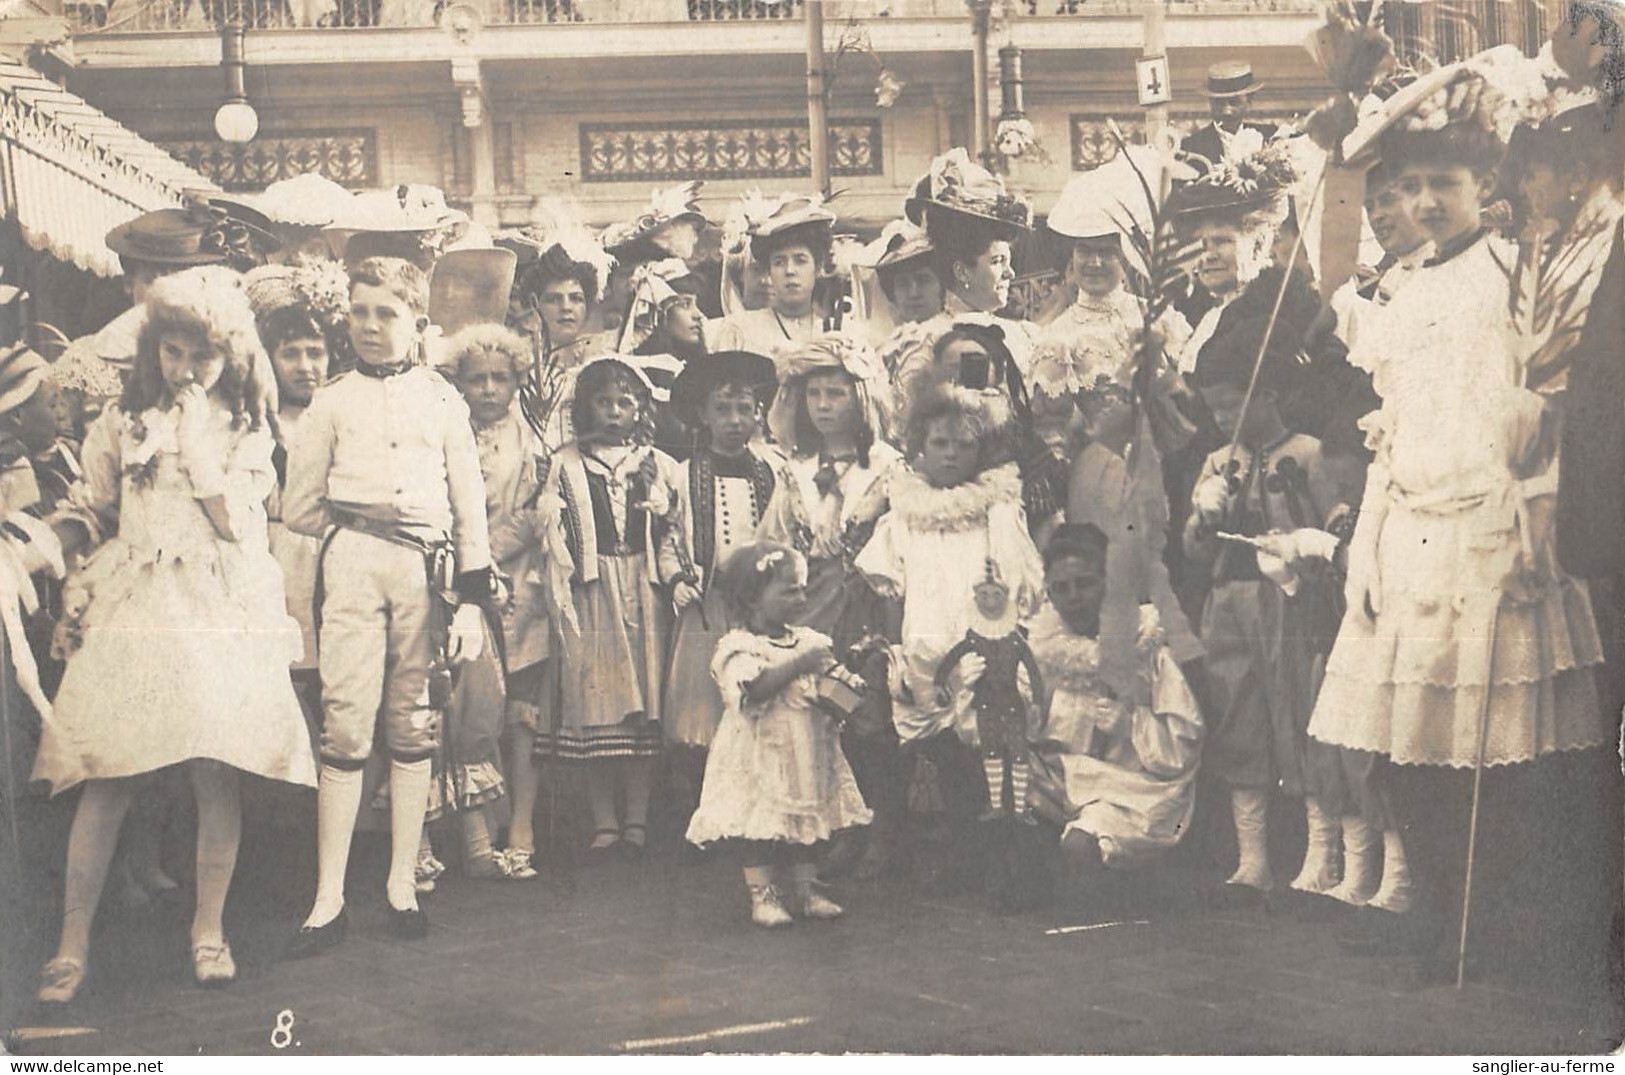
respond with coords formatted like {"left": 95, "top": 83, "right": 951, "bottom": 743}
{"left": 214, "top": 99, "right": 259, "bottom": 144}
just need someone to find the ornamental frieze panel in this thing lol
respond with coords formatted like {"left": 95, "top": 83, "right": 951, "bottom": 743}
{"left": 157, "top": 130, "right": 376, "bottom": 191}
{"left": 580, "top": 119, "right": 882, "bottom": 183}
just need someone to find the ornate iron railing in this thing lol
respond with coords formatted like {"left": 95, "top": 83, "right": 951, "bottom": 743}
{"left": 64, "top": 0, "right": 1317, "bottom": 32}
{"left": 157, "top": 129, "right": 376, "bottom": 189}
{"left": 580, "top": 118, "right": 881, "bottom": 182}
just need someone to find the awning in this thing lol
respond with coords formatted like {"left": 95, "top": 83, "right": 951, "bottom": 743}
{"left": 0, "top": 56, "right": 218, "bottom": 277}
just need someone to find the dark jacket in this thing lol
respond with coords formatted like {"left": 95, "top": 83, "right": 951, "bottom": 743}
{"left": 1557, "top": 222, "right": 1625, "bottom": 581}
{"left": 1178, "top": 121, "right": 1278, "bottom": 170}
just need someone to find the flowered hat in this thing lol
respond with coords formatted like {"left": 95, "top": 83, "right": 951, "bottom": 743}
{"left": 1342, "top": 46, "right": 1564, "bottom": 169}
{"left": 767, "top": 330, "right": 891, "bottom": 449}
{"left": 903, "top": 148, "right": 1032, "bottom": 239}
{"left": 1168, "top": 139, "right": 1298, "bottom": 224}
{"left": 600, "top": 181, "right": 708, "bottom": 263}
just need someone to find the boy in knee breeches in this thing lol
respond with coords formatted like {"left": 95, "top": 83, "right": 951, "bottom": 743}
{"left": 283, "top": 255, "right": 494, "bottom": 951}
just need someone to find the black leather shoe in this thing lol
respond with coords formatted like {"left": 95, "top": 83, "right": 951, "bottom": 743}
{"left": 388, "top": 905, "right": 429, "bottom": 940}
{"left": 286, "top": 908, "right": 347, "bottom": 959}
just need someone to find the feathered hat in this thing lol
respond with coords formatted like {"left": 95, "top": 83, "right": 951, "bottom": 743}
{"left": 600, "top": 181, "right": 708, "bottom": 263}
{"left": 509, "top": 199, "right": 616, "bottom": 307}
{"left": 324, "top": 184, "right": 471, "bottom": 270}
{"left": 722, "top": 189, "right": 838, "bottom": 265}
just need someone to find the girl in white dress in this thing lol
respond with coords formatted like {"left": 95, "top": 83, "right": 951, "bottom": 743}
{"left": 686, "top": 542, "right": 871, "bottom": 927}
{"left": 34, "top": 267, "right": 316, "bottom": 1002}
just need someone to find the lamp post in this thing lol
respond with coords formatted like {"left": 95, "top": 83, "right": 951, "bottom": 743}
{"left": 805, "top": 0, "right": 830, "bottom": 196}
{"left": 214, "top": 20, "right": 259, "bottom": 144}
{"left": 968, "top": 0, "right": 992, "bottom": 166}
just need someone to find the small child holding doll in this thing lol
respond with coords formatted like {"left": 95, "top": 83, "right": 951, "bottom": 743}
{"left": 856, "top": 388, "right": 1044, "bottom": 891}
{"left": 685, "top": 542, "right": 871, "bottom": 928}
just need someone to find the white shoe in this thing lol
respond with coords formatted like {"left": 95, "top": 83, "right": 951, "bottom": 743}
{"left": 1365, "top": 830, "right": 1414, "bottom": 914}
{"left": 1289, "top": 798, "right": 1342, "bottom": 895}
{"left": 1226, "top": 788, "right": 1273, "bottom": 892}
{"left": 747, "top": 883, "right": 794, "bottom": 928}
{"left": 793, "top": 882, "right": 845, "bottom": 920}
{"left": 1324, "top": 815, "right": 1382, "bottom": 906}
{"left": 192, "top": 943, "right": 236, "bottom": 988}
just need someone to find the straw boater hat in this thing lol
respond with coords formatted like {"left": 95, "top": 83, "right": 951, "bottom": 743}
{"left": 903, "top": 148, "right": 1032, "bottom": 241}
{"left": 668, "top": 349, "right": 777, "bottom": 427}
{"left": 600, "top": 182, "right": 708, "bottom": 263}
{"left": 1205, "top": 60, "right": 1264, "bottom": 99}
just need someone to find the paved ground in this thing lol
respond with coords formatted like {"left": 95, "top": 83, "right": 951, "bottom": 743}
{"left": 5, "top": 783, "right": 1620, "bottom": 1058}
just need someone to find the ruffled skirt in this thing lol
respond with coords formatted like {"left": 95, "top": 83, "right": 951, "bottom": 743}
{"left": 686, "top": 701, "right": 872, "bottom": 846}
{"left": 33, "top": 538, "right": 316, "bottom": 796}
{"left": 1309, "top": 498, "right": 1608, "bottom": 767}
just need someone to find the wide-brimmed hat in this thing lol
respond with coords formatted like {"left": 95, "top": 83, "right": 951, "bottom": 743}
{"left": 1168, "top": 140, "right": 1298, "bottom": 222}
{"left": 669, "top": 349, "right": 777, "bottom": 424}
{"left": 601, "top": 181, "right": 708, "bottom": 261}
{"left": 214, "top": 173, "right": 356, "bottom": 235}
{"left": 429, "top": 249, "right": 518, "bottom": 335}
{"left": 723, "top": 191, "right": 838, "bottom": 264}
{"left": 105, "top": 201, "right": 281, "bottom": 269}
{"left": 904, "top": 148, "right": 1031, "bottom": 241}
{"left": 324, "top": 186, "right": 470, "bottom": 270}
{"left": 1206, "top": 61, "right": 1264, "bottom": 98}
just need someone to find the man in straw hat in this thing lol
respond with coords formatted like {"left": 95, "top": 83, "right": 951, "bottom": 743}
{"left": 1180, "top": 61, "right": 1279, "bottom": 171}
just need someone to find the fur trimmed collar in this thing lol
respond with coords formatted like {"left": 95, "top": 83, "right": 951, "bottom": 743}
{"left": 885, "top": 462, "right": 1021, "bottom": 534}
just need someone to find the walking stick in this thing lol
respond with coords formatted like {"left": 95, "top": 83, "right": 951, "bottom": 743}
{"left": 1223, "top": 171, "right": 1328, "bottom": 472}
{"left": 1457, "top": 598, "right": 1501, "bottom": 989}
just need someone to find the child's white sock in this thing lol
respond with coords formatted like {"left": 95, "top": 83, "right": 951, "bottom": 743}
{"left": 1290, "top": 796, "right": 1341, "bottom": 895}
{"left": 1367, "top": 829, "right": 1414, "bottom": 914}
{"left": 1225, "top": 787, "right": 1272, "bottom": 891}
{"left": 461, "top": 811, "right": 490, "bottom": 870}
{"left": 1325, "top": 814, "right": 1382, "bottom": 906}
{"left": 305, "top": 764, "right": 363, "bottom": 929}
{"left": 385, "top": 758, "right": 433, "bottom": 912}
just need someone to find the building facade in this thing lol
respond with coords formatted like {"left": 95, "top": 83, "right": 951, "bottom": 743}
{"left": 51, "top": 0, "right": 1564, "bottom": 234}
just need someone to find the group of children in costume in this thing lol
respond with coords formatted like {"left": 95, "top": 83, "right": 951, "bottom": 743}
{"left": 2, "top": 24, "right": 1620, "bottom": 1014}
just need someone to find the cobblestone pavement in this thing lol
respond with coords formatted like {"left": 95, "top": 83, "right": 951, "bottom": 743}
{"left": 6, "top": 795, "right": 1619, "bottom": 1058}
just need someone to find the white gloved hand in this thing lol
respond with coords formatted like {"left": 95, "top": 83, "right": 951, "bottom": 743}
{"left": 958, "top": 652, "right": 988, "bottom": 689}
{"left": 447, "top": 603, "right": 485, "bottom": 665}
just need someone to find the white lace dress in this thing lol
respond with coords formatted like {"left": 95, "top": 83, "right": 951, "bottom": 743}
{"left": 686, "top": 626, "right": 871, "bottom": 846}
{"left": 31, "top": 405, "right": 315, "bottom": 795}
{"left": 1307, "top": 234, "right": 1608, "bottom": 768}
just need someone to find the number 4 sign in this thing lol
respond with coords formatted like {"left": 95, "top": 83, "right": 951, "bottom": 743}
{"left": 1136, "top": 56, "right": 1171, "bottom": 107}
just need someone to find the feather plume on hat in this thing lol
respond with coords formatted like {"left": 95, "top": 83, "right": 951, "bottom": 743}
{"left": 601, "top": 182, "right": 707, "bottom": 260}
{"left": 526, "top": 198, "right": 617, "bottom": 301}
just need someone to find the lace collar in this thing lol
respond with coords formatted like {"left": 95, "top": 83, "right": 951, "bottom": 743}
{"left": 885, "top": 462, "right": 1021, "bottom": 533}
